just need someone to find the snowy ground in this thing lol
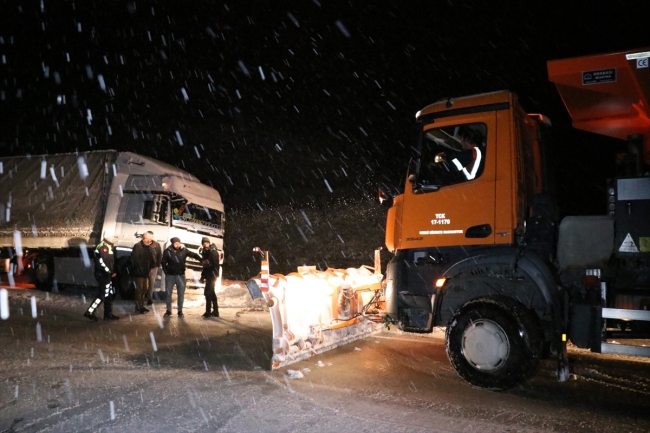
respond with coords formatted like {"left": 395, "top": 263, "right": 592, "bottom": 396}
{"left": 2, "top": 283, "right": 650, "bottom": 433}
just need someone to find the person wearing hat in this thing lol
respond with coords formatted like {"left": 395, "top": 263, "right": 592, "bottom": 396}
{"left": 84, "top": 231, "right": 119, "bottom": 321}
{"left": 199, "top": 237, "right": 221, "bottom": 318}
{"left": 161, "top": 237, "right": 202, "bottom": 317}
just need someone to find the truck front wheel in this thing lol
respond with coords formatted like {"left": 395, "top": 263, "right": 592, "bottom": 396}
{"left": 445, "top": 296, "right": 542, "bottom": 391}
{"left": 33, "top": 254, "right": 54, "bottom": 291}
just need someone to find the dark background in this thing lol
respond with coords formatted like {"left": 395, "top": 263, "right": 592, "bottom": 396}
{"left": 1, "top": 1, "right": 648, "bottom": 276}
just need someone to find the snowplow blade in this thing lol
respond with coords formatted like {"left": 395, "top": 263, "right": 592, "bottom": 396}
{"left": 246, "top": 251, "right": 385, "bottom": 370}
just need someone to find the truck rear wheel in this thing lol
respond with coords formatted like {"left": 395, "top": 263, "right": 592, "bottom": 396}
{"left": 445, "top": 296, "right": 542, "bottom": 391}
{"left": 33, "top": 254, "right": 54, "bottom": 291}
{"left": 114, "top": 257, "right": 135, "bottom": 300}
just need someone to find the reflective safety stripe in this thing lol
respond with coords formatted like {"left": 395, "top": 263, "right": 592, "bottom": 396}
{"left": 99, "top": 258, "right": 111, "bottom": 273}
{"left": 87, "top": 298, "right": 101, "bottom": 314}
{"left": 452, "top": 147, "right": 482, "bottom": 180}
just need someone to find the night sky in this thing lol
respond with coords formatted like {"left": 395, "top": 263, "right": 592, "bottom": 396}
{"left": 1, "top": 0, "right": 648, "bottom": 215}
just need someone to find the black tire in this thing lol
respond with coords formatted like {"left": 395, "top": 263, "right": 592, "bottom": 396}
{"left": 114, "top": 257, "right": 136, "bottom": 300}
{"left": 445, "top": 296, "right": 543, "bottom": 391}
{"left": 33, "top": 254, "right": 54, "bottom": 291}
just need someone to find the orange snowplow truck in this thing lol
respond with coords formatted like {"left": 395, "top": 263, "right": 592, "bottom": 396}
{"left": 381, "top": 48, "right": 650, "bottom": 390}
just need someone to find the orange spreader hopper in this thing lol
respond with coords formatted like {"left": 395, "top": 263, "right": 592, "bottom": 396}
{"left": 548, "top": 48, "right": 650, "bottom": 164}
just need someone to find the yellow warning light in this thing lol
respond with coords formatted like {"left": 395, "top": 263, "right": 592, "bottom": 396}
{"left": 562, "top": 334, "right": 567, "bottom": 342}
{"left": 435, "top": 278, "right": 446, "bottom": 288}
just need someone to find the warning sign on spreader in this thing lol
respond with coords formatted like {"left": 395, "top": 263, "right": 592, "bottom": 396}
{"left": 619, "top": 233, "right": 639, "bottom": 253}
{"left": 583, "top": 68, "right": 616, "bottom": 85}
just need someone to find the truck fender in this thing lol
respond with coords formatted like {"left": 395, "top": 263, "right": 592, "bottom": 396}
{"left": 439, "top": 249, "right": 562, "bottom": 338}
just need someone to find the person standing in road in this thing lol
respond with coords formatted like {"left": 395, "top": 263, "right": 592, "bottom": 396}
{"left": 200, "top": 237, "right": 221, "bottom": 318}
{"left": 131, "top": 232, "right": 155, "bottom": 314}
{"left": 146, "top": 231, "right": 162, "bottom": 306}
{"left": 84, "top": 232, "right": 119, "bottom": 321}
{"left": 162, "top": 237, "right": 202, "bottom": 318}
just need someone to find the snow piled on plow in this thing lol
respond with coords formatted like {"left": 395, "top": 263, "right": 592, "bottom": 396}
{"left": 247, "top": 265, "right": 384, "bottom": 370}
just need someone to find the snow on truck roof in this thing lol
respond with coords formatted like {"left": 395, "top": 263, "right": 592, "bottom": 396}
{"left": 0, "top": 150, "right": 222, "bottom": 207}
{"left": 0, "top": 150, "right": 195, "bottom": 182}
{"left": 116, "top": 151, "right": 195, "bottom": 177}
{"left": 115, "top": 152, "right": 224, "bottom": 212}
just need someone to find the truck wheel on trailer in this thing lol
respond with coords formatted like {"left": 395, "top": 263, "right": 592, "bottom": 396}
{"left": 32, "top": 253, "right": 54, "bottom": 291}
{"left": 445, "top": 296, "right": 543, "bottom": 391}
{"left": 114, "top": 257, "right": 135, "bottom": 300}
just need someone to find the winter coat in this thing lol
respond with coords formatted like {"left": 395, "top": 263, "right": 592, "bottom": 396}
{"left": 200, "top": 244, "right": 220, "bottom": 280}
{"left": 150, "top": 240, "right": 162, "bottom": 268}
{"left": 162, "top": 245, "right": 202, "bottom": 275}
{"left": 131, "top": 240, "right": 155, "bottom": 278}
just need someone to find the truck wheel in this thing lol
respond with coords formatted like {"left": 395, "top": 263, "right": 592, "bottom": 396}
{"left": 33, "top": 254, "right": 54, "bottom": 291}
{"left": 115, "top": 257, "right": 135, "bottom": 300}
{"left": 445, "top": 296, "right": 542, "bottom": 391}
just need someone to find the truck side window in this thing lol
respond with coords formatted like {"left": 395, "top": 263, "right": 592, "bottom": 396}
{"left": 417, "top": 122, "right": 487, "bottom": 188}
{"left": 118, "top": 194, "right": 146, "bottom": 224}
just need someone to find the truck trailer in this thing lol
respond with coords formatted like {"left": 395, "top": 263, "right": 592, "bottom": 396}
{"left": 0, "top": 150, "right": 225, "bottom": 299}
{"left": 381, "top": 47, "right": 650, "bottom": 390}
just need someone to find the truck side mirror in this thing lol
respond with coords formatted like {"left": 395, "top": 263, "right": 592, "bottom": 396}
{"left": 378, "top": 187, "right": 394, "bottom": 207}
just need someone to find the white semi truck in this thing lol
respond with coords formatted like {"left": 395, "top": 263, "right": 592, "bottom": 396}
{"left": 0, "top": 150, "right": 225, "bottom": 298}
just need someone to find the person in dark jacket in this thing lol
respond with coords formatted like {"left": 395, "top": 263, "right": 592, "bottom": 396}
{"left": 146, "top": 231, "right": 162, "bottom": 305}
{"left": 84, "top": 232, "right": 119, "bottom": 321}
{"left": 130, "top": 232, "right": 155, "bottom": 314}
{"left": 162, "top": 237, "right": 202, "bottom": 317}
{"left": 200, "top": 237, "right": 221, "bottom": 318}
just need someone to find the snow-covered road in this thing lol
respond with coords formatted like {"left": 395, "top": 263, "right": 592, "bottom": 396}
{"left": 1, "top": 286, "right": 649, "bottom": 432}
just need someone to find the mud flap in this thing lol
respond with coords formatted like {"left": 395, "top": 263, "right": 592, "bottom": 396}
{"left": 398, "top": 292, "right": 434, "bottom": 332}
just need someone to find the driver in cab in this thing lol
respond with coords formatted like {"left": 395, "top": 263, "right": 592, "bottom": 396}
{"left": 435, "top": 133, "right": 482, "bottom": 181}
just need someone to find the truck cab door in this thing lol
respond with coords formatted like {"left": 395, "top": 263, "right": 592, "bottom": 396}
{"left": 114, "top": 193, "right": 170, "bottom": 249}
{"left": 399, "top": 112, "right": 498, "bottom": 250}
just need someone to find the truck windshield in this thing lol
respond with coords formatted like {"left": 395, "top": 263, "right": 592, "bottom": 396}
{"left": 415, "top": 122, "right": 487, "bottom": 188}
{"left": 172, "top": 200, "right": 223, "bottom": 231}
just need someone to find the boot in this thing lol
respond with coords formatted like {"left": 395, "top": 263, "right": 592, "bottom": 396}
{"left": 212, "top": 298, "right": 219, "bottom": 317}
